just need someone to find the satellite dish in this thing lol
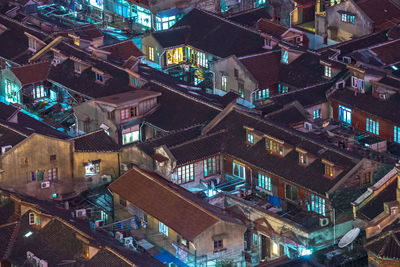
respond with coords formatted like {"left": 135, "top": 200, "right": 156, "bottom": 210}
{"left": 338, "top": 227, "right": 360, "bottom": 248}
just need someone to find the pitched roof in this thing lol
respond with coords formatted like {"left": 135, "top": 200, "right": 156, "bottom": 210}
{"left": 72, "top": 24, "right": 103, "bottom": 40}
{"left": 365, "top": 228, "right": 400, "bottom": 260}
{"left": 109, "top": 167, "right": 241, "bottom": 241}
{"left": 10, "top": 61, "right": 50, "bottom": 86}
{"left": 266, "top": 102, "right": 308, "bottom": 127}
{"left": 172, "top": 8, "right": 267, "bottom": 58}
{"left": 151, "top": 26, "right": 191, "bottom": 48}
{"left": 238, "top": 51, "right": 281, "bottom": 89}
{"left": 72, "top": 130, "right": 119, "bottom": 152}
{"left": 227, "top": 6, "right": 272, "bottom": 27}
{"left": 370, "top": 39, "right": 400, "bottom": 66}
{"left": 356, "top": 0, "right": 400, "bottom": 30}
{"left": 85, "top": 249, "right": 131, "bottom": 267}
{"left": 100, "top": 40, "right": 144, "bottom": 63}
{"left": 329, "top": 88, "right": 400, "bottom": 124}
{"left": 95, "top": 90, "right": 161, "bottom": 107}
{"left": 256, "top": 18, "right": 288, "bottom": 38}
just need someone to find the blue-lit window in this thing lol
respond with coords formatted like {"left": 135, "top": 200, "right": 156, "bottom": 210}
{"left": 258, "top": 173, "right": 271, "bottom": 191}
{"left": 324, "top": 66, "right": 332, "bottom": 77}
{"left": 233, "top": 162, "right": 246, "bottom": 179}
{"left": 338, "top": 105, "right": 351, "bottom": 124}
{"left": 115, "top": 0, "right": 130, "bottom": 18}
{"left": 158, "top": 222, "right": 168, "bottom": 236}
{"left": 256, "top": 0, "right": 266, "bottom": 7}
{"left": 394, "top": 126, "right": 400, "bottom": 143}
{"left": 313, "top": 109, "right": 321, "bottom": 119}
{"left": 247, "top": 132, "right": 254, "bottom": 143}
{"left": 308, "top": 194, "right": 326, "bottom": 216}
{"left": 96, "top": 73, "right": 104, "bottom": 82}
{"left": 366, "top": 118, "right": 379, "bottom": 135}
{"left": 281, "top": 50, "right": 288, "bottom": 64}
{"left": 278, "top": 84, "right": 288, "bottom": 94}
{"left": 255, "top": 89, "right": 269, "bottom": 100}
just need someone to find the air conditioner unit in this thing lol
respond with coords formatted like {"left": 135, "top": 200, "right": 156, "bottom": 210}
{"left": 115, "top": 231, "right": 123, "bottom": 242}
{"left": 1, "top": 145, "right": 12, "bottom": 154}
{"left": 39, "top": 260, "right": 48, "bottom": 267}
{"left": 40, "top": 181, "right": 50, "bottom": 189}
{"left": 51, "top": 58, "right": 60, "bottom": 66}
{"left": 304, "top": 122, "right": 313, "bottom": 131}
{"left": 95, "top": 219, "right": 105, "bottom": 228}
{"left": 319, "top": 217, "right": 329, "bottom": 227}
{"left": 379, "top": 93, "right": 387, "bottom": 100}
{"left": 75, "top": 209, "right": 86, "bottom": 218}
{"left": 102, "top": 174, "right": 112, "bottom": 183}
{"left": 27, "top": 251, "right": 34, "bottom": 261}
{"left": 124, "top": 237, "right": 134, "bottom": 248}
{"left": 343, "top": 56, "right": 351, "bottom": 64}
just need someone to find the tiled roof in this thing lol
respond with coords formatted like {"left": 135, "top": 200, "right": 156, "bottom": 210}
{"left": 72, "top": 130, "right": 119, "bottom": 152}
{"left": 256, "top": 18, "right": 288, "bottom": 38}
{"left": 85, "top": 249, "right": 131, "bottom": 267}
{"left": 365, "top": 228, "right": 400, "bottom": 260}
{"left": 0, "top": 124, "right": 27, "bottom": 147}
{"left": 95, "top": 90, "right": 161, "bottom": 107}
{"left": 227, "top": 7, "right": 272, "bottom": 28}
{"left": 72, "top": 24, "right": 103, "bottom": 40}
{"left": 370, "top": 39, "right": 400, "bottom": 66}
{"left": 109, "top": 167, "right": 241, "bottom": 241}
{"left": 172, "top": 8, "right": 267, "bottom": 58}
{"left": 378, "top": 76, "right": 400, "bottom": 88}
{"left": 329, "top": 88, "right": 400, "bottom": 124}
{"left": 151, "top": 26, "right": 191, "bottom": 48}
{"left": 100, "top": 40, "right": 144, "bottom": 63}
{"left": 10, "top": 61, "right": 50, "bottom": 86}
{"left": 278, "top": 52, "right": 327, "bottom": 89}
{"left": 358, "top": 178, "right": 397, "bottom": 220}
{"left": 356, "top": 0, "right": 400, "bottom": 30}
{"left": 266, "top": 104, "right": 307, "bottom": 127}
{"left": 238, "top": 51, "right": 281, "bottom": 89}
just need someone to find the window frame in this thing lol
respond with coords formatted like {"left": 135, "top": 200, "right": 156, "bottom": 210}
{"left": 203, "top": 155, "right": 221, "bottom": 177}
{"left": 213, "top": 239, "right": 223, "bottom": 251}
{"left": 285, "top": 183, "right": 298, "bottom": 201}
{"left": 258, "top": 172, "right": 271, "bottom": 191}
{"left": 232, "top": 161, "right": 246, "bottom": 180}
{"left": 221, "top": 75, "right": 227, "bottom": 91}
{"left": 177, "top": 163, "right": 194, "bottom": 184}
{"left": 148, "top": 46, "right": 154, "bottom": 61}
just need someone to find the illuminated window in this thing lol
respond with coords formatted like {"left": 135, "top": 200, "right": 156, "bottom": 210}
{"left": 214, "top": 239, "right": 223, "bottom": 250}
{"left": 84, "top": 161, "right": 100, "bottom": 176}
{"left": 129, "top": 75, "right": 140, "bottom": 87}
{"left": 313, "top": 109, "right": 321, "bottom": 119}
{"left": 394, "top": 126, "right": 400, "bottom": 143}
{"left": 166, "top": 47, "right": 183, "bottom": 65}
{"left": 28, "top": 38, "right": 36, "bottom": 51}
{"left": 233, "top": 162, "right": 246, "bottom": 179}
{"left": 366, "top": 118, "right": 379, "bottom": 135}
{"left": 281, "top": 50, "right": 288, "bottom": 64}
{"left": 35, "top": 85, "right": 46, "bottom": 99}
{"left": 266, "top": 139, "right": 283, "bottom": 156}
{"left": 122, "top": 128, "right": 139, "bottom": 145}
{"left": 258, "top": 173, "right": 271, "bottom": 191}
{"left": 221, "top": 75, "right": 227, "bottom": 91}
{"left": 255, "top": 89, "right": 269, "bottom": 100}
{"left": 5, "top": 79, "right": 21, "bottom": 104}
{"left": 285, "top": 184, "right": 298, "bottom": 201}
{"left": 309, "top": 194, "right": 326, "bottom": 216}
{"left": 325, "top": 164, "right": 333, "bottom": 177}
{"left": 272, "top": 241, "right": 280, "bottom": 256}
{"left": 148, "top": 46, "right": 154, "bottom": 61}
{"left": 341, "top": 13, "right": 355, "bottom": 24}
{"left": 299, "top": 152, "right": 307, "bottom": 165}
{"left": 278, "top": 84, "right": 288, "bottom": 94}
{"left": 238, "top": 82, "right": 244, "bottom": 98}
{"left": 196, "top": 51, "right": 208, "bottom": 68}
{"left": 74, "top": 37, "right": 80, "bottom": 46}
{"left": 253, "top": 234, "right": 258, "bottom": 245}
{"left": 338, "top": 105, "right": 351, "bottom": 124}
{"left": 324, "top": 66, "right": 332, "bottom": 77}
{"left": 204, "top": 155, "right": 220, "bottom": 177}
{"left": 159, "top": 221, "right": 168, "bottom": 236}
{"left": 247, "top": 131, "right": 254, "bottom": 143}
{"left": 29, "top": 212, "right": 35, "bottom": 225}
{"left": 177, "top": 164, "right": 194, "bottom": 184}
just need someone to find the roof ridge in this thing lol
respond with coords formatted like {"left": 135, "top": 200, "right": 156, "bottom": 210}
{"left": 237, "top": 50, "right": 279, "bottom": 60}
{"left": 0, "top": 122, "right": 29, "bottom": 138}
{"left": 233, "top": 107, "right": 358, "bottom": 161}
{"left": 137, "top": 124, "right": 202, "bottom": 145}
{"left": 169, "top": 129, "right": 226, "bottom": 150}
{"left": 99, "top": 39, "right": 133, "bottom": 49}
{"left": 227, "top": 5, "right": 266, "bottom": 17}
{"left": 132, "top": 166, "right": 221, "bottom": 222}
{"left": 154, "top": 25, "right": 191, "bottom": 34}
{"left": 69, "top": 129, "right": 105, "bottom": 140}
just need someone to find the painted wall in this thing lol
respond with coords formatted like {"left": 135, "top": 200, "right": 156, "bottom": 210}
{"left": 72, "top": 151, "right": 119, "bottom": 178}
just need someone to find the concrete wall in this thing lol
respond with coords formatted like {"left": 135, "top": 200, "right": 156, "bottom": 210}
{"left": 194, "top": 220, "right": 246, "bottom": 264}
{"left": 73, "top": 151, "right": 119, "bottom": 178}
{"left": 324, "top": 0, "right": 373, "bottom": 41}
{"left": 0, "top": 134, "right": 73, "bottom": 186}
{"left": 212, "top": 56, "right": 258, "bottom": 103}
{"left": 141, "top": 34, "right": 163, "bottom": 66}
{"left": 120, "top": 145, "right": 154, "bottom": 172}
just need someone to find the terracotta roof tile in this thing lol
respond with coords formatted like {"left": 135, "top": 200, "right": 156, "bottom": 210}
{"left": 10, "top": 61, "right": 50, "bottom": 86}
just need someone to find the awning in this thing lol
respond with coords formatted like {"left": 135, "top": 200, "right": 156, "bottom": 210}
{"left": 154, "top": 252, "right": 189, "bottom": 267}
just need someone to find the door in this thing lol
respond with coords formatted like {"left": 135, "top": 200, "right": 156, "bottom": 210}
{"left": 261, "top": 235, "right": 270, "bottom": 260}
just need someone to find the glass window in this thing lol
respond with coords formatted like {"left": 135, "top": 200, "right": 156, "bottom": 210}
{"left": 96, "top": 73, "right": 103, "bottom": 82}
{"left": 285, "top": 184, "right": 298, "bottom": 201}
{"left": 324, "top": 66, "right": 332, "bottom": 77}
{"left": 258, "top": 173, "right": 271, "bottom": 191}
{"left": 166, "top": 47, "right": 183, "bottom": 65}
{"left": 221, "top": 75, "right": 227, "bottom": 91}
{"left": 394, "top": 126, "right": 400, "bottom": 143}
{"left": 5, "top": 79, "right": 20, "bottom": 104}
{"left": 247, "top": 132, "right": 254, "bottom": 143}
{"left": 325, "top": 164, "right": 334, "bottom": 177}
{"left": 233, "top": 162, "right": 246, "bottom": 179}
{"left": 204, "top": 155, "right": 220, "bottom": 177}
{"left": 148, "top": 46, "right": 154, "bottom": 61}
{"left": 158, "top": 221, "right": 168, "bottom": 236}
{"left": 35, "top": 85, "right": 46, "bottom": 99}
{"left": 281, "top": 50, "right": 288, "bottom": 64}
{"left": 177, "top": 164, "right": 194, "bottom": 184}
{"left": 313, "top": 109, "right": 321, "bottom": 119}
{"left": 278, "top": 84, "right": 288, "bottom": 94}
{"left": 84, "top": 161, "right": 100, "bottom": 176}
{"left": 299, "top": 153, "right": 307, "bottom": 165}
{"left": 366, "top": 118, "right": 379, "bottom": 135}
{"left": 122, "top": 130, "right": 139, "bottom": 145}
{"left": 310, "top": 194, "right": 326, "bottom": 216}
{"left": 256, "top": 89, "right": 269, "bottom": 100}
{"left": 214, "top": 239, "right": 223, "bottom": 250}
{"left": 338, "top": 105, "right": 351, "bottom": 124}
